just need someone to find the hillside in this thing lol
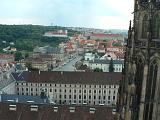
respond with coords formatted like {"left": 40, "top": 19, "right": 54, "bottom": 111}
{"left": 0, "top": 25, "right": 81, "bottom": 52}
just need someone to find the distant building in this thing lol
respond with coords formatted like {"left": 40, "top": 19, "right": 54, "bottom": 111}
{"left": 44, "top": 30, "right": 68, "bottom": 37}
{"left": 0, "top": 54, "right": 15, "bottom": 63}
{"left": 86, "top": 59, "right": 124, "bottom": 72}
{"left": 84, "top": 53, "right": 95, "bottom": 61}
{"left": 90, "top": 33, "right": 124, "bottom": 41}
{"left": 13, "top": 71, "right": 121, "bottom": 106}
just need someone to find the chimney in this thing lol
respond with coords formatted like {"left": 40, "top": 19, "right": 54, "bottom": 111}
{"left": 61, "top": 71, "right": 63, "bottom": 75}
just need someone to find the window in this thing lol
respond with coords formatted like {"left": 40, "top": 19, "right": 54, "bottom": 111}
{"left": 89, "top": 95, "right": 91, "bottom": 99}
{"left": 74, "top": 90, "right": 76, "bottom": 93}
{"left": 64, "top": 89, "right": 66, "bottom": 93}
{"left": 113, "top": 96, "right": 115, "bottom": 100}
{"left": 103, "top": 96, "right": 106, "bottom": 99}
{"left": 99, "top": 96, "right": 101, "bottom": 99}
{"left": 94, "top": 90, "right": 96, "bottom": 93}
{"left": 59, "top": 95, "right": 61, "bottom": 98}
{"left": 17, "top": 88, "right": 19, "bottom": 91}
{"left": 84, "top": 90, "right": 86, "bottom": 93}
{"left": 144, "top": 60, "right": 158, "bottom": 120}
{"left": 69, "top": 95, "right": 71, "bottom": 99}
{"left": 79, "top": 90, "right": 81, "bottom": 93}
{"left": 59, "top": 89, "right": 61, "bottom": 92}
{"left": 89, "top": 90, "right": 91, "bottom": 93}
{"left": 99, "top": 90, "right": 101, "bottom": 93}
{"left": 79, "top": 95, "right": 81, "bottom": 99}
{"left": 64, "top": 95, "right": 66, "bottom": 99}
{"left": 26, "top": 88, "right": 28, "bottom": 91}
{"left": 142, "top": 15, "right": 149, "bottom": 39}
{"left": 109, "top": 90, "right": 111, "bottom": 94}
{"left": 152, "top": 15, "right": 159, "bottom": 39}
{"left": 22, "top": 88, "right": 24, "bottom": 91}
{"left": 94, "top": 95, "right": 96, "bottom": 99}
{"left": 31, "top": 88, "right": 33, "bottom": 91}
{"left": 50, "top": 89, "right": 52, "bottom": 92}
{"left": 108, "top": 96, "right": 110, "bottom": 100}
{"left": 74, "top": 95, "right": 76, "bottom": 99}
{"left": 104, "top": 90, "right": 106, "bottom": 94}
{"left": 84, "top": 95, "right": 86, "bottom": 99}
{"left": 55, "top": 89, "right": 57, "bottom": 92}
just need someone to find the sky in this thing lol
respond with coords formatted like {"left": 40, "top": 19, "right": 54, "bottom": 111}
{"left": 0, "top": 0, "right": 134, "bottom": 29}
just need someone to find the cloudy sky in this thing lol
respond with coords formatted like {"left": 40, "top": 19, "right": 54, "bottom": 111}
{"left": 0, "top": 0, "right": 134, "bottom": 29}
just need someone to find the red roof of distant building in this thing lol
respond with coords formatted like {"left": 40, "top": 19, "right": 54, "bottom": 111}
{"left": 91, "top": 33, "right": 123, "bottom": 37}
{"left": 0, "top": 54, "right": 14, "bottom": 59}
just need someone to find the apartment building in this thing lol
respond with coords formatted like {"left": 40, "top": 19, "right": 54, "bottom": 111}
{"left": 12, "top": 71, "right": 121, "bottom": 106}
{"left": 85, "top": 59, "right": 124, "bottom": 72}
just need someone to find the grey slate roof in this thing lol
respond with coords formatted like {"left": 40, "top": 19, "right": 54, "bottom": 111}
{"left": 1, "top": 94, "right": 49, "bottom": 104}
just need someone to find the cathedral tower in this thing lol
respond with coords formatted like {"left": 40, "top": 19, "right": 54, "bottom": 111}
{"left": 117, "top": 0, "right": 160, "bottom": 120}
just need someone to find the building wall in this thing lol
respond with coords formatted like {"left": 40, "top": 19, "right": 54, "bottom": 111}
{"left": 89, "top": 63, "right": 123, "bottom": 72}
{"left": 1, "top": 81, "right": 16, "bottom": 94}
{"left": 16, "top": 82, "right": 119, "bottom": 106}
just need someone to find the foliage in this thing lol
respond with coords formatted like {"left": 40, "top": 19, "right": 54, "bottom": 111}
{"left": 97, "top": 53, "right": 105, "bottom": 57}
{"left": 26, "top": 62, "right": 39, "bottom": 71}
{"left": 25, "top": 52, "right": 29, "bottom": 58}
{"left": 0, "top": 25, "right": 80, "bottom": 52}
{"left": 93, "top": 68, "right": 103, "bottom": 72}
{"left": 109, "top": 58, "right": 114, "bottom": 72}
{"left": 15, "top": 51, "right": 23, "bottom": 61}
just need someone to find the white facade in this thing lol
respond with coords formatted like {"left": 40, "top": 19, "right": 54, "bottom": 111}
{"left": 87, "top": 60, "right": 123, "bottom": 72}
{"left": 15, "top": 82, "right": 119, "bottom": 106}
{"left": 84, "top": 53, "right": 95, "bottom": 61}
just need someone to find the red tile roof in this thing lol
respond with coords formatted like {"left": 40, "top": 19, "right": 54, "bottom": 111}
{"left": 0, "top": 54, "right": 14, "bottom": 59}
{"left": 91, "top": 33, "right": 123, "bottom": 37}
{"left": 12, "top": 71, "right": 121, "bottom": 85}
{"left": 0, "top": 102, "right": 115, "bottom": 120}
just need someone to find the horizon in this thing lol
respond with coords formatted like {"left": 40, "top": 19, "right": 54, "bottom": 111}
{"left": 0, "top": 0, "right": 134, "bottom": 30}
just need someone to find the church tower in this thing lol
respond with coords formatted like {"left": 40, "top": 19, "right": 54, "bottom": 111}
{"left": 117, "top": 0, "right": 160, "bottom": 120}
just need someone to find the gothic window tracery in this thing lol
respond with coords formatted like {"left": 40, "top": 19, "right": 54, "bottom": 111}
{"left": 142, "top": 15, "right": 149, "bottom": 39}
{"left": 134, "top": 58, "right": 144, "bottom": 119}
{"left": 144, "top": 60, "right": 158, "bottom": 120}
{"left": 152, "top": 15, "right": 160, "bottom": 39}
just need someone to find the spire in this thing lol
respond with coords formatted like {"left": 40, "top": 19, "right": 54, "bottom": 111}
{"left": 129, "top": 20, "right": 132, "bottom": 31}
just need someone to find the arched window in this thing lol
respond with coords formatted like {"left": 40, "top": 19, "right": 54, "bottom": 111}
{"left": 152, "top": 15, "right": 159, "bottom": 39}
{"left": 144, "top": 60, "right": 158, "bottom": 120}
{"left": 134, "top": 58, "right": 144, "bottom": 119}
{"left": 142, "top": 15, "right": 149, "bottom": 39}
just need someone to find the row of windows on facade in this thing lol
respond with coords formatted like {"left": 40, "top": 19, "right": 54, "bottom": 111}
{"left": 55, "top": 100, "right": 112, "bottom": 105}
{"left": 91, "top": 64, "right": 122, "bottom": 66}
{"left": 16, "top": 83, "right": 117, "bottom": 88}
{"left": 17, "top": 88, "right": 117, "bottom": 94}
{"left": 17, "top": 92, "right": 116, "bottom": 100}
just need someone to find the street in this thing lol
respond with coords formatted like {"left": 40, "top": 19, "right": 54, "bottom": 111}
{"left": 52, "top": 56, "right": 82, "bottom": 71}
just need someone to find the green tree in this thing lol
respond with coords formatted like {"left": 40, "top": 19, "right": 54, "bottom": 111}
{"left": 15, "top": 52, "right": 23, "bottom": 61}
{"left": 93, "top": 68, "right": 103, "bottom": 72}
{"left": 25, "top": 52, "right": 29, "bottom": 58}
{"left": 109, "top": 58, "right": 114, "bottom": 72}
